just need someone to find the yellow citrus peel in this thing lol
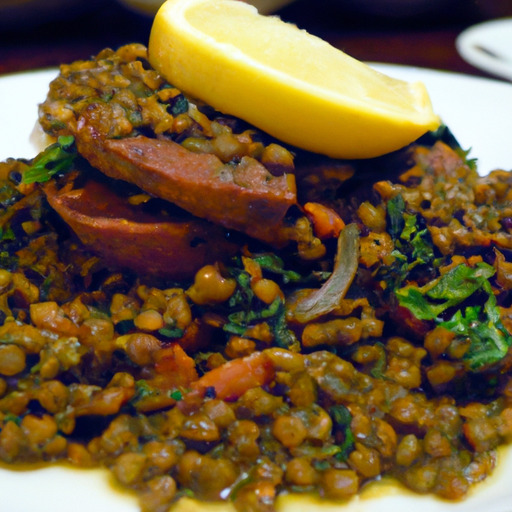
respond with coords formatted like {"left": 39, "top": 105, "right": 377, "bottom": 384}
{"left": 148, "top": 0, "right": 440, "bottom": 159}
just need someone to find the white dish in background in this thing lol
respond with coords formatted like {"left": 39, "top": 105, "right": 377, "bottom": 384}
{"left": 371, "top": 63, "right": 512, "bottom": 174}
{"left": 1, "top": 64, "right": 511, "bottom": 174}
{"left": 456, "top": 17, "right": 512, "bottom": 81}
{"left": 1, "top": 64, "right": 512, "bottom": 510}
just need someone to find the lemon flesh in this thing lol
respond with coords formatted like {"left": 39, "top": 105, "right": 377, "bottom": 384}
{"left": 148, "top": 0, "right": 440, "bottom": 159}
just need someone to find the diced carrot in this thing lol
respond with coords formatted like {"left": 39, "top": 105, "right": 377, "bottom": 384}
{"left": 303, "top": 202, "right": 345, "bottom": 239}
{"left": 191, "top": 351, "right": 275, "bottom": 401}
{"left": 152, "top": 343, "right": 199, "bottom": 389}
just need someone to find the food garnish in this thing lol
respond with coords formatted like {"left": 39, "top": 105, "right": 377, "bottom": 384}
{"left": 21, "top": 135, "right": 76, "bottom": 184}
{"left": 148, "top": 0, "right": 440, "bottom": 159}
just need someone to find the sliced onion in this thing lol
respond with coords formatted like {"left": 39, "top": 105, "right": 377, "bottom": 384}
{"left": 293, "top": 223, "right": 360, "bottom": 323}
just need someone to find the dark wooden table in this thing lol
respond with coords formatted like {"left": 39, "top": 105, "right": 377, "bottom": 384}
{"left": 1, "top": 0, "right": 509, "bottom": 80}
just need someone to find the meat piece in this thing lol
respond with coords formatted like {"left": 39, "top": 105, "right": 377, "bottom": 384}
{"left": 44, "top": 178, "right": 237, "bottom": 279}
{"left": 74, "top": 103, "right": 297, "bottom": 246}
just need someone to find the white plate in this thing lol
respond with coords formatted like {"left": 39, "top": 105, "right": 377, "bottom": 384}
{"left": 0, "top": 465, "right": 139, "bottom": 512}
{"left": 0, "top": 65, "right": 511, "bottom": 174}
{"left": 373, "top": 63, "right": 512, "bottom": 174}
{"left": 0, "top": 68, "right": 58, "bottom": 162}
{"left": 456, "top": 17, "right": 512, "bottom": 82}
{"left": 1, "top": 64, "right": 512, "bottom": 512}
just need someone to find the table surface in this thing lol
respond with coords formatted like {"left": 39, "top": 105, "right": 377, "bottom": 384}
{"left": 1, "top": 0, "right": 510, "bottom": 80}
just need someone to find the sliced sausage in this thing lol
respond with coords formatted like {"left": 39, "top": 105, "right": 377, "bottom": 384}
{"left": 74, "top": 103, "right": 297, "bottom": 246}
{"left": 44, "top": 178, "right": 237, "bottom": 279}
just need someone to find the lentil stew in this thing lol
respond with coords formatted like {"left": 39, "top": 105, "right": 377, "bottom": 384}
{"left": 1, "top": 44, "right": 512, "bottom": 512}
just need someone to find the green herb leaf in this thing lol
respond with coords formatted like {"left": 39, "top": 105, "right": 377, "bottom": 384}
{"left": 0, "top": 225, "right": 15, "bottom": 242}
{"left": 22, "top": 135, "right": 76, "bottom": 184}
{"left": 223, "top": 261, "right": 297, "bottom": 349}
{"left": 369, "top": 342, "right": 387, "bottom": 379}
{"left": 224, "top": 296, "right": 298, "bottom": 349}
{"left": 3, "top": 413, "right": 21, "bottom": 425}
{"left": 439, "top": 280, "right": 512, "bottom": 370}
{"left": 329, "top": 404, "right": 355, "bottom": 461}
{"left": 170, "top": 390, "right": 183, "bottom": 401}
{"left": 222, "top": 322, "right": 247, "bottom": 336}
{"left": 400, "top": 213, "right": 435, "bottom": 266}
{"left": 132, "top": 380, "right": 183, "bottom": 404}
{"left": 397, "top": 262, "right": 512, "bottom": 371}
{"left": 252, "top": 253, "right": 302, "bottom": 283}
{"left": 396, "top": 262, "right": 495, "bottom": 321}
{"left": 387, "top": 194, "right": 406, "bottom": 240}
{"left": 378, "top": 196, "right": 436, "bottom": 293}
{"left": 268, "top": 299, "right": 299, "bottom": 350}
{"left": 170, "top": 94, "right": 189, "bottom": 116}
{"left": 158, "top": 326, "right": 185, "bottom": 338}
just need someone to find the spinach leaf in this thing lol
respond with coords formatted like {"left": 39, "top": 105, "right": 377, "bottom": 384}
{"left": 329, "top": 404, "right": 355, "bottom": 461}
{"left": 158, "top": 326, "right": 185, "bottom": 338}
{"left": 378, "top": 194, "right": 436, "bottom": 292}
{"left": 22, "top": 135, "right": 76, "bottom": 184}
{"left": 387, "top": 193, "right": 405, "bottom": 240}
{"left": 223, "top": 262, "right": 298, "bottom": 349}
{"left": 397, "top": 262, "right": 512, "bottom": 370}
{"left": 439, "top": 280, "right": 512, "bottom": 370}
{"left": 404, "top": 214, "right": 435, "bottom": 265}
{"left": 396, "top": 262, "right": 495, "bottom": 321}
{"left": 252, "top": 253, "right": 302, "bottom": 283}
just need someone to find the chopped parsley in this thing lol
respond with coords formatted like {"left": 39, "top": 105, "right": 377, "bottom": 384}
{"left": 397, "top": 262, "right": 512, "bottom": 370}
{"left": 329, "top": 404, "right": 355, "bottom": 462}
{"left": 158, "top": 325, "right": 185, "bottom": 338}
{"left": 378, "top": 193, "right": 437, "bottom": 292}
{"left": 131, "top": 380, "right": 183, "bottom": 405}
{"left": 396, "top": 262, "right": 495, "bottom": 321}
{"left": 22, "top": 135, "right": 76, "bottom": 184}
{"left": 222, "top": 258, "right": 299, "bottom": 349}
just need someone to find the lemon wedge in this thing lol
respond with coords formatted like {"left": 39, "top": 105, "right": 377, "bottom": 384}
{"left": 148, "top": 0, "right": 440, "bottom": 159}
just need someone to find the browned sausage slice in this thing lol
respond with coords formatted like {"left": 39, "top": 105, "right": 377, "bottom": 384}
{"left": 75, "top": 104, "right": 297, "bottom": 246}
{"left": 44, "top": 179, "right": 237, "bottom": 279}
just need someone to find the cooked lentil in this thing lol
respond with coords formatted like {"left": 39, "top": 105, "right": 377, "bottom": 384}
{"left": 1, "top": 43, "right": 512, "bottom": 512}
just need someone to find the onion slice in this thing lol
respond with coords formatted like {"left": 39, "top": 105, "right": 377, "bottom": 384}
{"left": 293, "top": 223, "right": 360, "bottom": 323}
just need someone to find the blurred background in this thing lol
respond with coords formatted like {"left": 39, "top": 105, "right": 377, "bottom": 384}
{"left": 0, "top": 0, "right": 511, "bottom": 78}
